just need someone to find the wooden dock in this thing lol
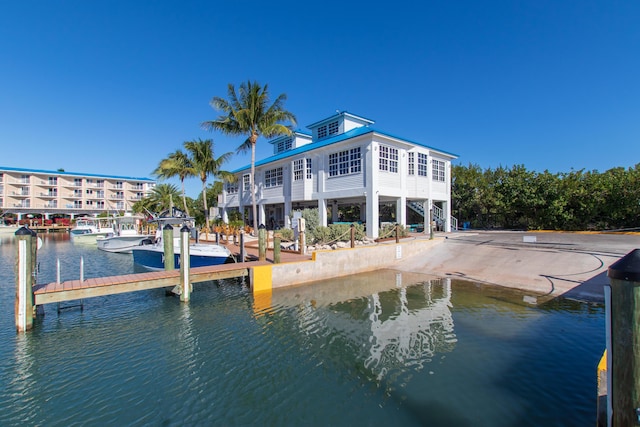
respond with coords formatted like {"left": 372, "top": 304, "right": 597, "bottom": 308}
{"left": 33, "top": 261, "right": 269, "bottom": 305}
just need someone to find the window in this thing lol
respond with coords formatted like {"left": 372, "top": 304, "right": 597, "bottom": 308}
{"left": 408, "top": 152, "right": 415, "bottom": 175}
{"left": 328, "top": 121, "right": 339, "bottom": 135}
{"left": 265, "top": 167, "right": 283, "bottom": 188}
{"left": 317, "top": 120, "right": 339, "bottom": 140}
{"left": 243, "top": 174, "right": 251, "bottom": 192}
{"left": 418, "top": 153, "right": 428, "bottom": 177}
{"left": 276, "top": 137, "right": 292, "bottom": 153}
{"left": 74, "top": 200, "right": 82, "bottom": 208}
{"left": 379, "top": 145, "right": 398, "bottom": 173}
{"left": 226, "top": 181, "right": 238, "bottom": 194}
{"left": 306, "top": 158, "right": 312, "bottom": 179}
{"left": 329, "top": 147, "right": 361, "bottom": 177}
{"left": 74, "top": 178, "right": 82, "bottom": 187}
{"left": 293, "top": 159, "right": 304, "bottom": 181}
{"left": 432, "top": 159, "right": 445, "bottom": 182}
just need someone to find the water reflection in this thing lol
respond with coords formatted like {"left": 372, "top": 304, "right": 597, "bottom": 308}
{"left": 269, "top": 271, "right": 458, "bottom": 386}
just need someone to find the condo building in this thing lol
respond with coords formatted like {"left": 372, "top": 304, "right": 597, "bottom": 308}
{"left": 0, "top": 166, "right": 155, "bottom": 220}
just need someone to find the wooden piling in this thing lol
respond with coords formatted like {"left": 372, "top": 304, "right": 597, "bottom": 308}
{"left": 607, "top": 249, "right": 640, "bottom": 426}
{"left": 179, "top": 225, "right": 191, "bottom": 302}
{"left": 239, "top": 230, "right": 246, "bottom": 263}
{"left": 258, "top": 225, "right": 266, "bottom": 262}
{"left": 273, "top": 234, "right": 281, "bottom": 264}
{"left": 163, "top": 224, "right": 175, "bottom": 270}
{"left": 350, "top": 224, "right": 355, "bottom": 248}
{"left": 14, "top": 227, "right": 35, "bottom": 332}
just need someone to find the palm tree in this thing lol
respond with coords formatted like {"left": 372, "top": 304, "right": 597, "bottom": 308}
{"left": 202, "top": 80, "right": 296, "bottom": 233}
{"left": 183, "top": 138, "right": 233, "bottom": 231}
{"left": 148, "top": 183, "right": 181, "bottom": 213}
{"left": 153, "top": 149, "right": 195, "bottom": 216}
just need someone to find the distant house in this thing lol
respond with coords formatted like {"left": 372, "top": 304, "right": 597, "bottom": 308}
{"left": 218, "top": 111, "right": 458, "bottom": 238}
{"left": 0, "top": 166, "right": 155, "bottom": 219}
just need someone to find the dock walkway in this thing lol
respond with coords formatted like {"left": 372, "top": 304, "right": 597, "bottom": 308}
{"left": 34, "top": 261, "right": 269, "bottom": 305}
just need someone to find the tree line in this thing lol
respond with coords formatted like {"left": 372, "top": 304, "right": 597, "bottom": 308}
{"left": 452, "top": 163, "right": 640, "bottom": 231}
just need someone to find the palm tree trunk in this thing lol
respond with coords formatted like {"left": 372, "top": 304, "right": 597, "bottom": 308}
{"left": 251, "top": 143, "right": 258, "bottom": 233}
{"left": 180, "top": 179, "right": 190, "bottom": 216}
{"left": 202, "top": 180, "right": 209, "bottom": 231}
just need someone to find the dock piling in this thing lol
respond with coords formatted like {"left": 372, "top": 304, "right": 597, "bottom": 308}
{"left": 163, "top": 224, "right": 175, "bottom": 270}
{"left": 258, "top": 225, "right": 266, "bottom": 262}
{"left": 179, "top": 225, "right": 191, "bottom": 302}
{"left": 607, "top": 249, "right": 640, "bottom": 426}
{"left": 14, "top": 227, "right": 35, "bottom": 332}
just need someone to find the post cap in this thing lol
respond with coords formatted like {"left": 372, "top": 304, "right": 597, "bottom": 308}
{"left": 608, "top": 249, "right": 640, "bottom": 282}
{"left": 180, "top": 225, "right": 190, "bottom": 232}
{"left": 163, "top": 224, "right": 174, "bottom": 230}
{"left": 259, "top": 224, "right": 266, "bottom": 229}
{"left": 14, "top": 226, "right": 32, "bottom": 236}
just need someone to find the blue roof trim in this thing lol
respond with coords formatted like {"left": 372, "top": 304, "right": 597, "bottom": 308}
{"left": 231, "top": 127, "right": 459, "bottom": 173}
{"left": 0, "top": 166, "right": 154, "bottom": 182}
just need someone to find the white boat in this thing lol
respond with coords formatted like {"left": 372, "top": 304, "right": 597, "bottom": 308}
{"left": 131, "top": 208, "right": 232, "bottom": 270}
{"left": 70, "top": 217, "right": 115, "bottom": 243}
{"left": 0, "top": 224, "right": 19, "bottom": 235}
{"left": 96, "top": 215, "right": 154, "bottom": 253}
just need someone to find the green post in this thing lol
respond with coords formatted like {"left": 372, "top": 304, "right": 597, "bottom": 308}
{"left": 608, "top": 249, "right": 640, "bottom": 426}
{"left": 163, "top": 224, "right": 175, "bottom": 270}
{"left": 14, "top": 227, "right": 35, "bottom": 332}
{"left": 258, "top": 224, "right": 267, "bottom": 262}
{"left": 179, "top": 225, "right": 191, "bottom": 302}
{"left": 273, "top": 233, "right": 281, "bottom": 264}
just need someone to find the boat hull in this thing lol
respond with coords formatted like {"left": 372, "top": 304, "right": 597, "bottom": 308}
{"left": 97, "top": 235, "right": 154, "bottom": 254}
{"left": 131, "top": 244, "right": 231, "bottom": 270}
{"left": 70, "top": 230, "right": 111, "bottom": 243}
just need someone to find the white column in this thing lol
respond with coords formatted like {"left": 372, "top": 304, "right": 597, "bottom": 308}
{"left": 318, "top": 198, "right": 328, "bottom": 227}
{"left": 397, "top": 196, "right": 407, "bottom": 228}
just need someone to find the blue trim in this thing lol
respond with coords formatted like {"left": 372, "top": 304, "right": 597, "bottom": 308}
{"left": 231, "top": 126, "right": 459, "bottom": 173}
{"left": 0, "top": 166, "right": 154, "bottom": 182}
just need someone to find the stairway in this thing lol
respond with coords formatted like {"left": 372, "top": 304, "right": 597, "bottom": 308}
{"left": 407, "top": 201, "right": 458, "bottom": 231}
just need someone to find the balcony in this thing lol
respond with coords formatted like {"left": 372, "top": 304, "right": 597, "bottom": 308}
{"left": 39, "top": 192, "right": 58, "bottom": 198}
{"left": 11, "top": 190, "right": 30, "bottom": 197}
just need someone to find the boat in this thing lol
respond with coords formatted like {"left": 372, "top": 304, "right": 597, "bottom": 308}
{"left": 131, "top": 208, "right": 232, "bottom": 270}
{"left": 70, "top": 217, "right": 115, "bottom": 243}
{"left": 0, "top": 225, "right": 19, "bottom": 235}
{"left": 96, "top": 215, "right": 154, "bottom": 253}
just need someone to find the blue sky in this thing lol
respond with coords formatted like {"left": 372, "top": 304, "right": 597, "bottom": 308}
{"left": 1, "top": 0, "right": 638, "bottom": 198}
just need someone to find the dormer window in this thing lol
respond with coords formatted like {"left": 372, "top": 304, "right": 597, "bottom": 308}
{"left": 276, "top": 137, "right": 292, "bottom": 153}
{"left": 328, "top": 121, "right": 339, "bottom": 135}
{"left": 317, "top": 120, "right": 339, "bottom": 140}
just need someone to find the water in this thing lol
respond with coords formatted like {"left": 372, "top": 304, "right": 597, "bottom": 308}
{"left": 0, "top": 233, "right": 605, "bottom": 426}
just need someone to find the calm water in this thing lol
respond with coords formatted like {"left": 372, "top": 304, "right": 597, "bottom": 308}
{"left": 0, "top": 233, "right": 604, "bottom": 426}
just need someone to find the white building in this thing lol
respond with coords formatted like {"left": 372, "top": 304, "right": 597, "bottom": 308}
{"left": 218, "top": 111, "right": 458, "bottom": 238}
{"left": 0, "top": 166, "right": 155, "bottom": 220}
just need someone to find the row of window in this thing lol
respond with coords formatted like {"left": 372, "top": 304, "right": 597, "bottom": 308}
{"left": 225, "top": 146, "right": 446, "bottom": 193}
